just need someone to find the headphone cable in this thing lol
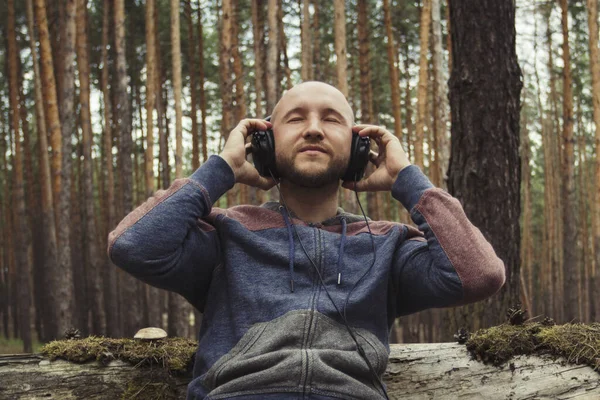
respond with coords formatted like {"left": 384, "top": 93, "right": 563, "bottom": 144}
{"left": 271, "top": 172, "right": 390, "bottom": 400}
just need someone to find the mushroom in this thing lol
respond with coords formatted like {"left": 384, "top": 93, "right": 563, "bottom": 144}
{"left": 133, "top": 327, "right": 168, "bottom": 341}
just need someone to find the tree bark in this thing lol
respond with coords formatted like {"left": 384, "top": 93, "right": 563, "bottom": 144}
{"left": 431, "top": 0, "right": 449, "bottom": 188}
{"left": 311, "top": 0, "right": 322, "bottom": 82}
{"left": 357, "top": 0, "right": 373, "bottom": 124}
{"left": 383, "top": 0, "right": 402, "bottom": 140}
{"left": 252, "top": 0, "right": 264, "bottom": 117}
{"left": 232, "top": 2, "right": 247, "bottom": 122}
{"left": 219, "top": 0, "right": 235, "bottom": 139}
{"left": 301, "top": 0, "right": 313, "bottom": 81}
{"left": 34, "top": 0, "right": 77, "bottom": 340}
{"left": 520, "top": 99, "right": 534, "bottom": 316}
{"left": 186, "top": 0, "right": 199, "bottom": 171}
{"left": 546, "top": 7, "right": 564, "bottom": 322}
{"left": 100, "top": 0, "right": 120, "bottom": 338}
{"left": 76, "top": 0, "right": 106, "bottom": 336}
{"left": 55, "top": 0, "right": 77, "bottom": 340}
{"left": 559, "top": 0, "right": 579, "bottom": 323}
{"left": 414, "top": 0, "right": 432, "bottom": 169}
{"left": 26, "top": 0, "right": 60, "bottom": 344}
{"left": 586, "top": 0, "right": 600, "bottom": 322}
{"left": 447, "top": 0, "right": 522, "bottom": 329}
{"left": 198, "top": 1, "right": 208, "bottom": 163}
{"left": 114, "top": 0, "right": 141, "bottom": 337}
{"left": 2, "top": 344, "right": 600, "bottom": 399}
{"left": 6, "top": 0, "right": 33, "bottom": 353}
{"left": 169, "top": 0, "right": 188, "bottom": 335}
{"left": 266, "top": 0, "right": 279, "bottom": 113}
{"left": 145, "top": 0, "right": 156, "bottom": 200}
{"left": 172, "top": 0, "right": 183, "bottom": 179}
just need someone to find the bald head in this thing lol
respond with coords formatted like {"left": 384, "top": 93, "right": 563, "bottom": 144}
{"left": 271, "top": 81, "right": 354, "bottom": 126}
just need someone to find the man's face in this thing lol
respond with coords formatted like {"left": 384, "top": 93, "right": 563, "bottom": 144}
{"left": 272, "top": 82, "right": 354, "bottom": 188}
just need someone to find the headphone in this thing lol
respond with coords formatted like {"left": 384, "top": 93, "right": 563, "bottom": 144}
{"left": 251, "top": 116, "right": 371, "bottom": 182}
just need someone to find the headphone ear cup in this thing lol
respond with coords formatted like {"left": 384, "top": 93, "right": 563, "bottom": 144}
{"left": 342, "top": 132, "right": 370, "bottom": 182}
{"left": 251, "top": 127, "right": 278, "bottom": 178}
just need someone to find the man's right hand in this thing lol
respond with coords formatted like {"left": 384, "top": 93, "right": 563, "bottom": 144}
{"left": 219, "top": 119, "right": 277, "bottom": 190}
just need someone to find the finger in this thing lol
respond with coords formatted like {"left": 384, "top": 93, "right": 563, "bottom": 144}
{"left": 352, "top": 124, "right": 378, "bottom": 132}
{"left": 342, "top": 177, "right": 370, "bottom": 192}
{"left": 245, "top": 142, "right": 253, "bottom": 156}
{"left": 369, "top": 150, "right": 380, "bottom": 166}
{"left": 234, "top": 118, "right": 273, "bottom": 139}
{"left": 353, "top": 127, "right": 398, "bottom": 148}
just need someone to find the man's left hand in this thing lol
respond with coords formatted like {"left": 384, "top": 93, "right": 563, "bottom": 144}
{"left": 342, "top": 125, "right": 411, "bottom": 192}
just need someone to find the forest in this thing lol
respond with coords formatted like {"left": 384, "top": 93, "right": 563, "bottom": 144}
{"left": 0, "top": 0, "right": 598, "bottom": 355}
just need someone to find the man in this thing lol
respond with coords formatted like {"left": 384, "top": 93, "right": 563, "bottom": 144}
{"left": 108, "top": 81, "right": 505, "bottom": 399}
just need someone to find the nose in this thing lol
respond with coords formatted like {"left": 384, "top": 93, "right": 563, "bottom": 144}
{"left": 302, "top": 116, "right": 324, "bottom": 141}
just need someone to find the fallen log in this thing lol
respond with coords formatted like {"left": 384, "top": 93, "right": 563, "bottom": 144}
{"left": 1, "top": 342, "right": 599, "bottom": 399}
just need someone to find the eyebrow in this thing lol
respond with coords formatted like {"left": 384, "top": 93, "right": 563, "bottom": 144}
{"left": 281, "top": 107, "right": 349, "bottom": 123}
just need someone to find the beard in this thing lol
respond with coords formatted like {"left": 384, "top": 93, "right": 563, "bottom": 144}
{"left": 276, "top": 151, "right": 348, "bottom": 188}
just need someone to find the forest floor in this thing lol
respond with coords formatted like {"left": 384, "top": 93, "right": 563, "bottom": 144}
{"left": 0, "top": 337, "right": 43, "bottom": 354}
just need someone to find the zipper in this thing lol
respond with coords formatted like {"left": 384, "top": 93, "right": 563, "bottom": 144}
{"left": 301, "top": 226, "right": 322, "bottom": 398}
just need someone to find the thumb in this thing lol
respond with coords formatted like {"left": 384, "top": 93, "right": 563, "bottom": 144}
{"left": 342, "top": 179, "right": 368, "bottom": 192}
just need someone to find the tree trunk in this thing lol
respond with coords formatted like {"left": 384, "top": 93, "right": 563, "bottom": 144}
{"left": 311, "top": 0, "right": 322, "bottom": 82}
{"left": 431, "top": 0, "right": 449, "bottom": 188}
{"left": 26, "top": 0, "right": 60, "bottom": 344}
{"left": 6, "top": 0, "right": 33, "bottom": 352}
{"left": 219, "top": 0, "right": 235, "bottom": 139}
{"left": 546, "top": 7, "right": 564, "bottom": 322}
{"left": 198, "top": 1, "right": 208, "bottom": 163}
{"left": 186, "top": 0, "right": 199, "bottom": 171}
{"left": 145, "top": 0, "right": 156, "bottom": 200}
{"left": 383, "top": 0, "right": 402, "bottom": 140}
{"left": 172, "top": 0, "right": 183, "bottom": 179}
{"left": 100, "top": 0, "right": 120, "bottom": 338}
{"left": 54, "top": 0, "right": 77, "bottom": 340}
{"left": 168, "top": 0, "right": 189, "bottom": 337}
{"left": 2, "top": 343, "right": 600, "bottom": 399}
{"left": 266, "top": 0, "right": 278, "bottom": 113}
{"left": 576, "top": 109, "right": 589, "bottom": 322}
{"left": 76, "top": 0, "right": 106, "bottom": 336}
{"left": 357, "top": 0, "right": 373, "bottom": 124}
{"left": 586, "top": 0, "right": 600, "bottom": 322}
{"left": 114, "top": 0, "right": 141, "bottom": 337}
{"left": 447, "top": 0, "right": 522, "bottom": 329}
{"left": 252, "top": 0, "right": 264, "bottom": 117}
{"left": 34, "top": 0, "right": 77, "bottom": 340}
{"left": 414, "top": 0, "right": 431, "bottom": 169}
{"left": 520, "top": 100, "right": 533, "bottom": 316}
{"left": 232, "top": 3, "right": 247, "bottom": 122}
{"left": 559, "top": 0, "right": 579, "bottom": 323}
{"left": 71, "top": 117, "right": 88, "bottom": 335}
{"left": 277, "top": 3, "right": 293, "bottom": 92}
{"left": 301, "top": 0, "right": 312, "bottom": 81}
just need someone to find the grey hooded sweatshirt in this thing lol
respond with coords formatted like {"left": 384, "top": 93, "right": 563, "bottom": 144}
{"left": 108, "top": 155, "right": 505, "bottom": 400}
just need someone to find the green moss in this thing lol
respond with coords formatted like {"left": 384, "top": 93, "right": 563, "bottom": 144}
{"left": 41, "top": 336, "right": 197, "bottom": 374}
{"left": 466, "top": 322, "right": 600, "bottom": 372}
{"left": 121, "top": 379, "right": 179, "bottom": 400}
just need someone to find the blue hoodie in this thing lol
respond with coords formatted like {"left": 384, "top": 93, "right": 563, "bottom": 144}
{"left": 108, "top": 155, "right": 505, "bottom": 400}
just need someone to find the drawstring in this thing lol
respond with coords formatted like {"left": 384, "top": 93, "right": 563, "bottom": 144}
{"left": 337, "top": 217, "right": 347, "bottom": 285}
{"left": 280, "top": 206, "right": 296, "bottom": 292}
{"left": 279, "top": 206, "right": 348, "bottom": 291}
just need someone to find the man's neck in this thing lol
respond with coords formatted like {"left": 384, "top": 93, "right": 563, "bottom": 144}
{"left": 279, "top": 180, "right": 340, "bottom": 224}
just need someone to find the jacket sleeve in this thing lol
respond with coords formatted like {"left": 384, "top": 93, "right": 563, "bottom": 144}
{"left": 107, "top": 155, "right": 235, "bottom": 311}
{"left": 390, "top": 165, "right": 506, "bottom": 317}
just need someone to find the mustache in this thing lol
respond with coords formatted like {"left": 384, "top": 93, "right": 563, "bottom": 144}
{"left": 294, "top": 142, "right": 332, "bottom": 154}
